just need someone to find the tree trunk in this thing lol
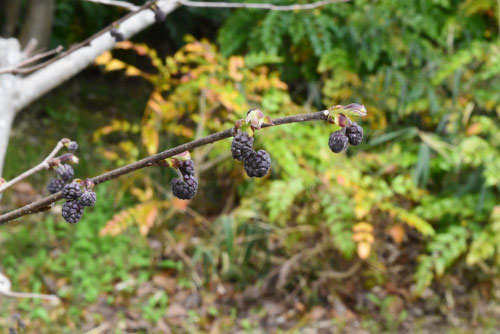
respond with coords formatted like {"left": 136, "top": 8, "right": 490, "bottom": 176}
{"left": 1, "top": 0, "right": 23, "bottom": 37}
{"left": 0, "top": 109, "right": 16, "bottom": 178}
{"left": 13, "top": 0, "right": 178, "bottom": 113}
{"left": 19, "top": 0, "right": 56, "bottom": 50}
{"left": 0, "top": 1, "right": 178, "bottom": 178}
{"left": 0, "top": 38, "right": 23, "bottom": 179}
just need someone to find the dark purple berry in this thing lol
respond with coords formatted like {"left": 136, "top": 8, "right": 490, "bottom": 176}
{"left": 62, "top": 182, "right": 83, "bottom": 199}
{"left": 178, "top": 159, "right": 195, "bottom": 177}
{"left": 47, "top": 178, "right": 64, "bottom": 194}
{"left": 78, "top": 191, "right": 96, "bottom": 207}
{"left": 56, "top": 164, "right": 74, "bottom": 182}
{"left": 171, "top": 175, "right": 198, "bottom": 200}
{"left": 345, "top": 122, "right": 364, "bottom": 146}
{"left": 62, "top": 200, "right": 84, "bottom": 224}
{"left": 243, "top": 150, "right": 271, "bottom": 178}
{"left": 231, "top": 132, "right": 254, "bottom": 161}
{"left": 328, "top": 131, "right": 348, "bottom": 153}
{"left": 68, "top": 141, "right": 78, "bottom": 151}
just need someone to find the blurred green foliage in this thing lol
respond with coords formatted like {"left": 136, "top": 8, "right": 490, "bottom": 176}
{"left": 1, "top": 0, "right": 499, "bottom": 331}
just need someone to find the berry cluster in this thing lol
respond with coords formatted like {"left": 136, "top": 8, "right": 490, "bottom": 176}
{"left": 68, "top": 141, "right": 78, "bottom": 151}
{"left": 46, "top": 139, "right": 80, "bottom": 194}
{"left": 47, "top": 163, "right": 75, "bottom": 194}
{"left": 171, "top": 159, "right": 198, "bottom": 200}
{"left": 329, "top": 122, "right": 364, "bottom": 154}
{"left": 231, "top": 132, "right": 271, "bottom": 178}
{"left": 244, "top": 150, "right": 271, "bottom": 177}
{"left": 231, "top": 132, "right": 254, "bottom": 161}
{"left": 47, "top": 178, "right": 65, "bottom": 194}
{"left": 61, "top": 180, "right": 97, "bottom": 224}
{"left": 57, "top": 164, "right": 74, "bottom": 182}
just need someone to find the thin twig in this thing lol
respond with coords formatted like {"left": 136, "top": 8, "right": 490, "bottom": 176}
{"left": 2, "top": 290, "right": 60, "bottom": 301}
{"left": 0, "top": 0, "right": 158, "bottom": 76}
{"left": 193, "top": 90, "right": 208, "bottom": 179}
{"left": 319, "top": 260, "right": 362, "bottom": 279}
{"left": 0, "top": 272, "right": 59, "bottom": 302}
{"left": 277, "top": 243, "right": 327, "bottom": 288}
{"left": 0, "top": 46, "right": 64, "bottom": 75}
{"left": 197, "top": 151, "right": 231, "bottom": 172}
{"left": 0, "top": 0, "right": 350, "bottom": 76}
{"left": 178, "top": 0, "right": 350, "bottom": 10}
{"left": 83, "top": 0, "right": 140, "bottom": 11}
{"left": 21, "top": 38, "right": 39, "bottom": 57}
{"left": 84, "top": 322, "right": 110, "bottom": 334}
{"left": 0, "top": 139, "right": 67, "bottom": 194}
{"left": 164, "top": 230, "right": 202, "bottom": 287}
{"left": 0, "top": 111, "right": 329, "bottom": 224}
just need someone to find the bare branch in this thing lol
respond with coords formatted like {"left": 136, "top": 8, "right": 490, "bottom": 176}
{"left": 0, "top": 45, "right": 63, "bottom": 75}
{"left": 0, "top": 272, "right": 59, "bottom": 302}
{"left": 0, "top": 111, "right": 329, "bottom": 225}
{"left": 21, "top": 38, "right": 39, "bottom": 57}
{"left": 178, "top": 0, "right": 350, "bottom": 10}
{"left": 0, "top": 0, "right": 349, "bottom": 77}
{"left": 3, "top": 0, "right": 160, "bottom": 78}
{"left": 0, "top": 138, "right": 67, "bottom": 193}
{"left": 83, "top": 0, "right": 140, "bottom": 11}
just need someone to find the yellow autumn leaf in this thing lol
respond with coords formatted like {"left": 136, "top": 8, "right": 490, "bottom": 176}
{"left": 229, "top": 56, "right": 244, "bottom": 82}
{"left": 142, "top": 126, "right": 159, "bottom": 155}
{"left": 139, "top": 205, "right": 159, "bottom": 236}
{"left": 125, "top": 66, "right": 143, "bottom": 77}
{"left": 94, "top": 51, "right": 112, "bottom": 65}
{"left": 353, "top": 222, "right": 374, "bottom": 233}
{"left": 105, "top": 59, "right": 127, "bottom": 72}
{"left": 379, "top": 202, "right": 435, "bottom": 236}
{"left": 357, "top": 242, "right": 372, "bottom": 259}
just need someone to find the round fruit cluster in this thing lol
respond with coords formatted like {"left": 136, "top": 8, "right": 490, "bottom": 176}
{"left": 46, "top": 140, "right": 79, "bottom": 194}
{"left": 231, "top": 132, "right": 271, "bottom": 178}
{"left": 47, "top": 164, "right": 74, "bottom": 194}
{"left": 328, "top": 122, "right": 364, "bottom": 153}
{"left": 171, "top": 159, "right": 198, "bottom": 200}
{"left": 61, "top": 180, "right": 97, "bottom": 224}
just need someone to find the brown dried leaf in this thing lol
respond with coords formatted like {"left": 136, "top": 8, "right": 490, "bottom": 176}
{"left": 388, "top": 224, "right": 405, "bottom": 244}
{"left": 153, "top": 273, "right": 177, "bottom": 294}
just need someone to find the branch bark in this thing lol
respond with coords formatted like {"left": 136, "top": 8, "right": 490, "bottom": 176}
{"left": 0, "top": 111, "right": 329, "bottom": 225}
{"left": 84, "top": 0, "right": 140, "bottom": 11}
{"left": 0, "top": 45, "right": 63, "bottom": 75}
{"left": 179, "top": 0, "right": 350, "bottom": 10}
{"left": 0, "top": 272, "right": 59, "bottom": 302}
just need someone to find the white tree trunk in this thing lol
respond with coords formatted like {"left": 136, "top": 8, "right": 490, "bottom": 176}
{"left": 0, "top": 110, "right": 16, "bottom": 178}
{"left": 0, "top": 0, "right": 178, "bottom": 178}
{"left": 13, "top": 0, "right": 178, "bottom": 113}
{"left": 0, "top": 38, "right": 22, "bottom": 178}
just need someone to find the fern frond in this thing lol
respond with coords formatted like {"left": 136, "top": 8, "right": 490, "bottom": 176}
{"left": 100, "top": 201, "right": 168, "bottom": 236}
